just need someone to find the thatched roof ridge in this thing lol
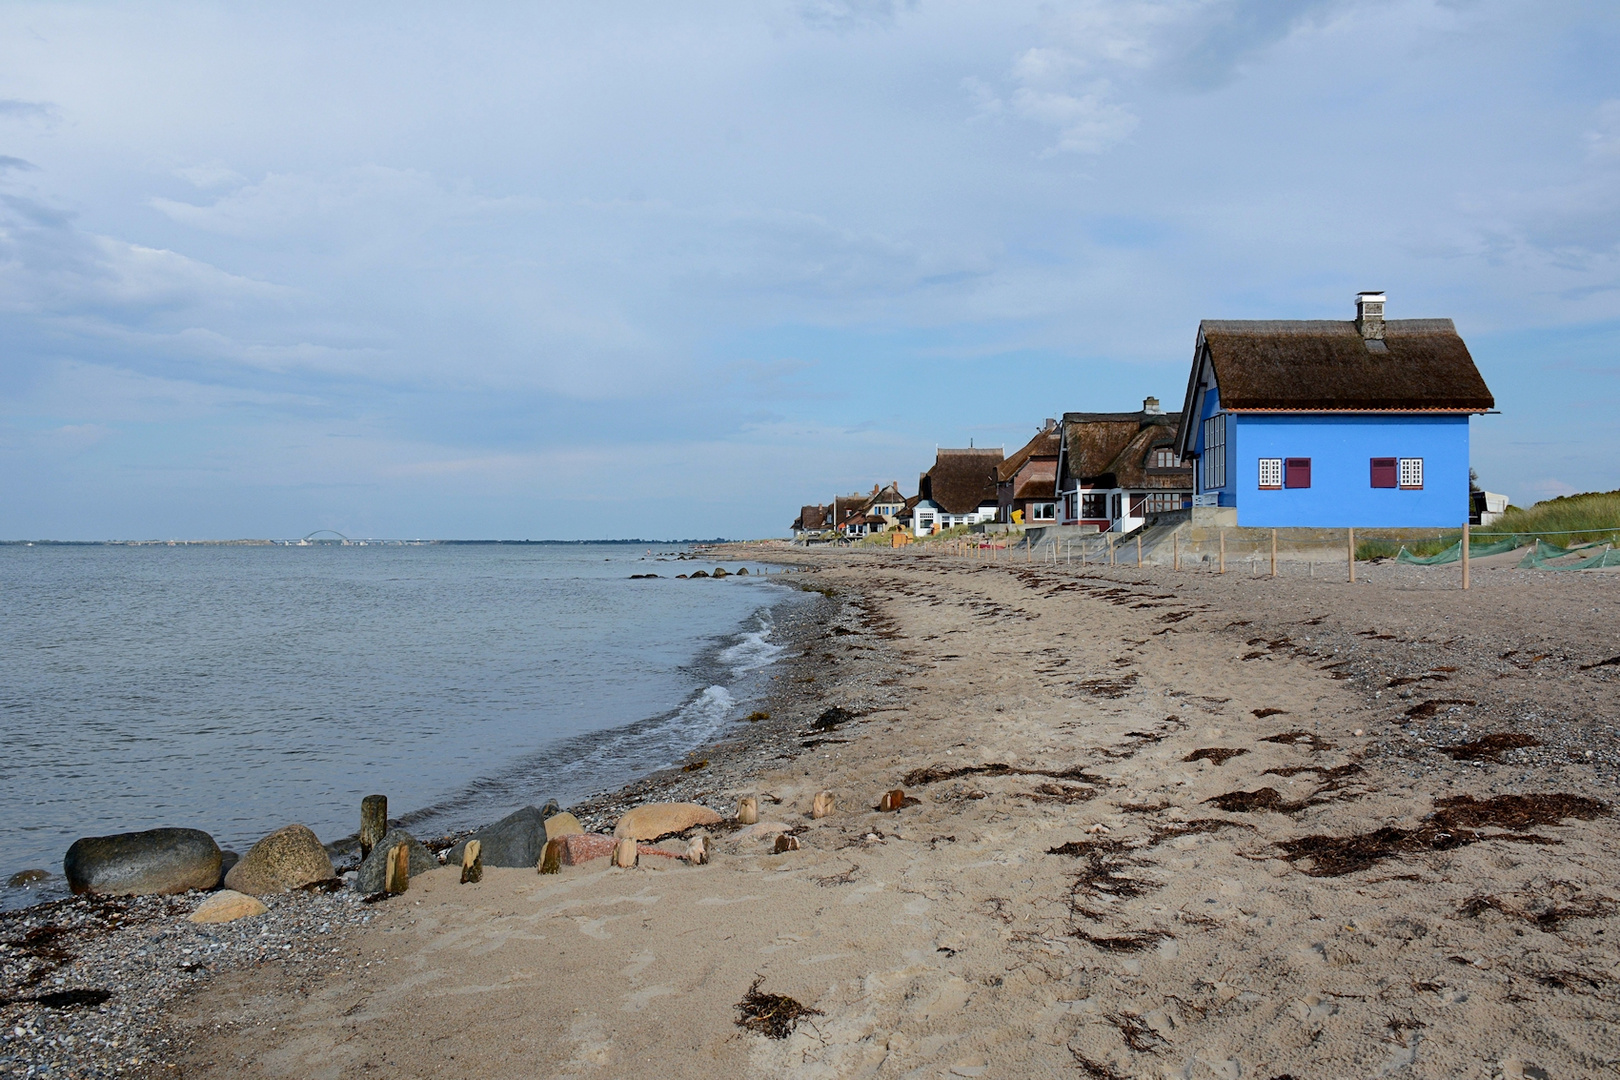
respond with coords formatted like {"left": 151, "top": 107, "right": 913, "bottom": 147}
{"left": 1199, "top": 318, "right": 1493, "bottom": 411}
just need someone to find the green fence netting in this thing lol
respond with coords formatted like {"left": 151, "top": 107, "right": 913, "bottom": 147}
{"left": 1395, "top": 535, "right": 1522, "bottom": 565}
{"left": 1518, "top": 541, "right": 1620, "bottom": 570}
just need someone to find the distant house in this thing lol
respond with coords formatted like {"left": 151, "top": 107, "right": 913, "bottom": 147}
{"left": 913, "top": 448, "right": 1004, "bottom": 536}
{"left": 1173, "top": 293, "right": 1495, "bottom": 527}
{"left": 838, "top": 482, "right": 909, "bottom": 538}
{"left": 1056, "top": 398, "right": 1193, "bottom": 533}
{"left": 997, "top": 420, "right": 1061, "bottom": 525}
{"left": 792, "top": 504, "right": 832, "bottom": 538}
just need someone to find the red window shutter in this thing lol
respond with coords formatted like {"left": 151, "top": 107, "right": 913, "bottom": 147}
{"left": 1370, "top": 458, "right": 1397, "bottom": 488}
{"left": 1284, "top": 458, "right": 1311, "bottom": 489}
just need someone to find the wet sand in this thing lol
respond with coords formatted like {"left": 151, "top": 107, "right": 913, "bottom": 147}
{"left": 163, "top": 546, "right": 1620, "bottom": 1079}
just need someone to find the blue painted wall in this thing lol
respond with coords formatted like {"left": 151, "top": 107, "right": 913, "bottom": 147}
{"left": 1232, "top": 413, "right": 1471, "bottom": 527}
{"left": 1191, "top": 386, "right": 1236, "bottom": 505}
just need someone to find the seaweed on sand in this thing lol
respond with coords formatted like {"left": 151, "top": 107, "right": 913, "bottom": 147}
{"left": 904, "top": 762, "right": 1105, "bottom": 786}
{"left": 1277, "top": 793, "right": 1607, "bottom": 877}
{"left": 1183, "top": 748, "right": 1249, "bottom": 766}
{"left": 1438, "top": 733, "right": 1539, "bottom": 761}
{"left": 734, "top": 977, "right": 823, "bottom": 1040}
{"left": 1260, "top": 730, "right": 1335, "bottom": 751}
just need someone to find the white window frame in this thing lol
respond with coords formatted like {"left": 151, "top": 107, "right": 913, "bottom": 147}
{"left": 1030, "top": 502, "right": 1056, "bottom": 521}
{"left": 1258, "top": 457, "right": 1282, "bottom": 490}
{"left": 1399, "top": 457, "right": 1423, "bottom": 489}
{"left": 1201, "top": 414, "right": 1226, "bottom": 490}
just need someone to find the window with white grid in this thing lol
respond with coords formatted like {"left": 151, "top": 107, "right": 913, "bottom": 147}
{"left": 1399, "top": 458, "right": 1423, "bottom": 489}
{"left": 1258, "top": 458, "right": 1282, "bottom": 489}
{"left": 1201, "top": 414, "right": 1226, "bottom": 490}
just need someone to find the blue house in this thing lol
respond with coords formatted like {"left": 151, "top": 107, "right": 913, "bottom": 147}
{"left": 1173, "top": 293, "right": 1494, "bottom": 528}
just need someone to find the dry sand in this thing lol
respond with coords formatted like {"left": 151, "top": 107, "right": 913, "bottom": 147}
{"left": 165, "top": 548, "right": 1620, "bottom": 1079}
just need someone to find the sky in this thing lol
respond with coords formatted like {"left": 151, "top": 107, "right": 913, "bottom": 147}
{"left": 1, "top": 0, "right": 1617, "bottom": 540}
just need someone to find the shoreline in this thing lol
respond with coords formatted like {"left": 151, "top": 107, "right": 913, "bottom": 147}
{"left": 0, "top": 556, "right": 869, "bottom": 1078}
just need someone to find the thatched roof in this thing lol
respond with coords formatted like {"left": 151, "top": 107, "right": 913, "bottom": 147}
{"left": 997, "top": 425, "right": 1061, "bottom": 483}
{"left": 793, "top": 504, "right": 829, "bottom": 531}
{"left": 1059, "top": 405, "right": 1188, "bottom": 490}
{"left": 920, "top": 448, "right": 1004, "bottom": 514}
{"left": 1197, "top": 319, "right": 1494, "bottom": 411}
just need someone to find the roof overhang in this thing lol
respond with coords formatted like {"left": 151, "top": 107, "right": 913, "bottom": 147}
{"left": 1223, "top": 407, "right": 1490, "bottom": 414}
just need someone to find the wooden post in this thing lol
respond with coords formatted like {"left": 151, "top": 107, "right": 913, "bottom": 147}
{"left": 1270, "top": 529, "right": 1277, "bottom": 578}
{"left": 460, "top": 839, "right": 483, "bottom": 884}
{"left": 811, "top": 791, "right": 835, "bottom": 819}
{"left": 737, "top": 796, "right": 758, "bottom": 825}
{"left": 1218, "top": 530, "right": 1225, "bottom": 574}
{"left": 1136, "top": 534, "right": 1142, "bottom": 568}
{"left": 360, "top": 795, "right": 387, "bottom": 860}
{"left": 612, "top": 837, "right": 638, "bottom": 868}
{"left": 1026, "top": 537, "right": 1031, "bottom": 562}
{"left": 1462, "top": 523, "right": 1470, "bottom": 591}
{"left": 686, "top": 835, "right": 708, "bottom": 865}
{"left": 539, "top": 836, "right": 564, "bottom": 874}
{"left": 1348, "top": 527, "right": 1356, "bottom": 583}
{"left": 384, "top": 842, "right": 409, "bottom": 895}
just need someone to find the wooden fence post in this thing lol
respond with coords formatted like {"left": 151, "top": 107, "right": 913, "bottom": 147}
{"left": 360, "top": 795, "right": 387, "bottom": 861}
{"left": 1462, "top": 523, "right": 1470, "bottom": 591}
{"left": 1348, "top": 527, "right": 1356, "bottom": 583}
{"left": 1136, "top": 534, "right": 1142, "bottom": 568}
{"left": 1270, "top": 529, "right": 1277, "bottom": 578}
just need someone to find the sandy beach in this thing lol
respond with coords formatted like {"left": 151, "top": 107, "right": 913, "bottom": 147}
{"left": 140, "top": 547, "right": 1620, "bottom": 1077}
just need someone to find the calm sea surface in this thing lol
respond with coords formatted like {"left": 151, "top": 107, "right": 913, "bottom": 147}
{"left": 0, "top": 543, "right": 801, "bottom": 907}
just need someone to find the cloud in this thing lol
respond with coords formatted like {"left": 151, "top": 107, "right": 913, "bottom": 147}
{"left": 797, "top": 0, "right": 914, "bottom": 32}
{"left": 0, "top": 98, "right": 54, "bottom": 121}
{"left": 0, "top": 155, "right": 36, "bottom": 173}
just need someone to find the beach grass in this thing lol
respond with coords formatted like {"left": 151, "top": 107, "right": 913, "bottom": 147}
{"left": 1480, "top": 490, "right": 1620, "bottom": 545}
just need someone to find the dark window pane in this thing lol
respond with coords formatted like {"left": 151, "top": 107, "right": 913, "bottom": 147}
{"left": 1370, "top": 458, "right": 1397, "bottom": 488}
{"left": 1285, "top": 458, "right": 1312, "bottom": 489}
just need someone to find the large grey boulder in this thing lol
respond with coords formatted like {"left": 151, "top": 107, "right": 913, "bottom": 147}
{"left": 354, "top": 829, "right": 438, "bottom": 894}
{"left": 447, "top": 801, "right": 559, "bottom": 869}
{"left": 224, "top": 824, "right": 335, "bottom": 895}
{"left": 64, "top": 828, "right": 222, "bottom": 896}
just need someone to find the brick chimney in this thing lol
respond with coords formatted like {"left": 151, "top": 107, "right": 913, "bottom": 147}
{"left": 1355, "top": 291, "right": 1386, "bottom": 340}
{"left": 1142, "top": 396, "right": 1162, "bottom": 415}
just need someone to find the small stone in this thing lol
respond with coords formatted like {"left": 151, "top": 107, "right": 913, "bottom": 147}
{"left": 64, "top": 828, "right": 222, "bottom": 897}
{"left": 712, "top": 567, "right": 729, "bottom": 578}
{"left": 1353, "top": 728, "right": 1365, "bottom": 737}
{"left": 612, "top": 837, "right": 639, "bottom": 868}
{"left": 879, "top": 789, "right": 906, "bottom": 812}
{"left": 811, "top": 791, "right": 836, "bottom": 819}
{"left": 188, "top": 889, "right": 268, "bottom": 924}
{"left": 737, "top": 796, "right": 759, "bottom": 825}
{"left": 774, "top": 834, "right": 800, "bottom": 853}
{"left": 613, "top": 802, "right": 723, "bottom": 840}
{"left": 1086, "top": 823, "right": 1110, "bottom": 834}
{"left": 736, "top": 567, "right": 749, "bottom": 575}
{"left": 560, "top": 834, "right": 618, "bottom": 865}
{"left": 224, "top": 824, "right": 335, "bottom": 896}
{"left": 7, "top": 869, "right": 50, "bottom": 887}
{"left": 543, "top": 812, "right": 585, "bottom": 840}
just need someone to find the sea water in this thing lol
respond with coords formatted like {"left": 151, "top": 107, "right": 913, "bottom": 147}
{"left": 0, "top": 543, "right": 801, "bottom": 906}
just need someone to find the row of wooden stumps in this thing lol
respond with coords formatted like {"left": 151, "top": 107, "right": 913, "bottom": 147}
{"left": 356, "top": 780, "right": 920, "bottom": 885}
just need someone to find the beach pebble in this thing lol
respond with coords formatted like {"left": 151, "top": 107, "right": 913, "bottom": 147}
{"left": 447, "top": 802, "right": 558, "bottom": 868}
{"left": 7, "top": 868, "right": 50, "bottom": 887}
{"left": 544, "top": 811, "right": 585, "bottom": 840}
{"left": 353, "top": 829, "right": 437, "bottom": 894}
{"left": 613, "top": 802, "right": 723, "bottom": 840}
{"left": 189, "top": 889, "right": 269, "bottom": 924}
{"left": 224, "top": 824, "right": 335, "bottom": 895}
{"left": 774, "top": 834, "right": 800, "bottom": 853}
{"left": 64, "top": 827, "right": 222, "bottom": 897}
